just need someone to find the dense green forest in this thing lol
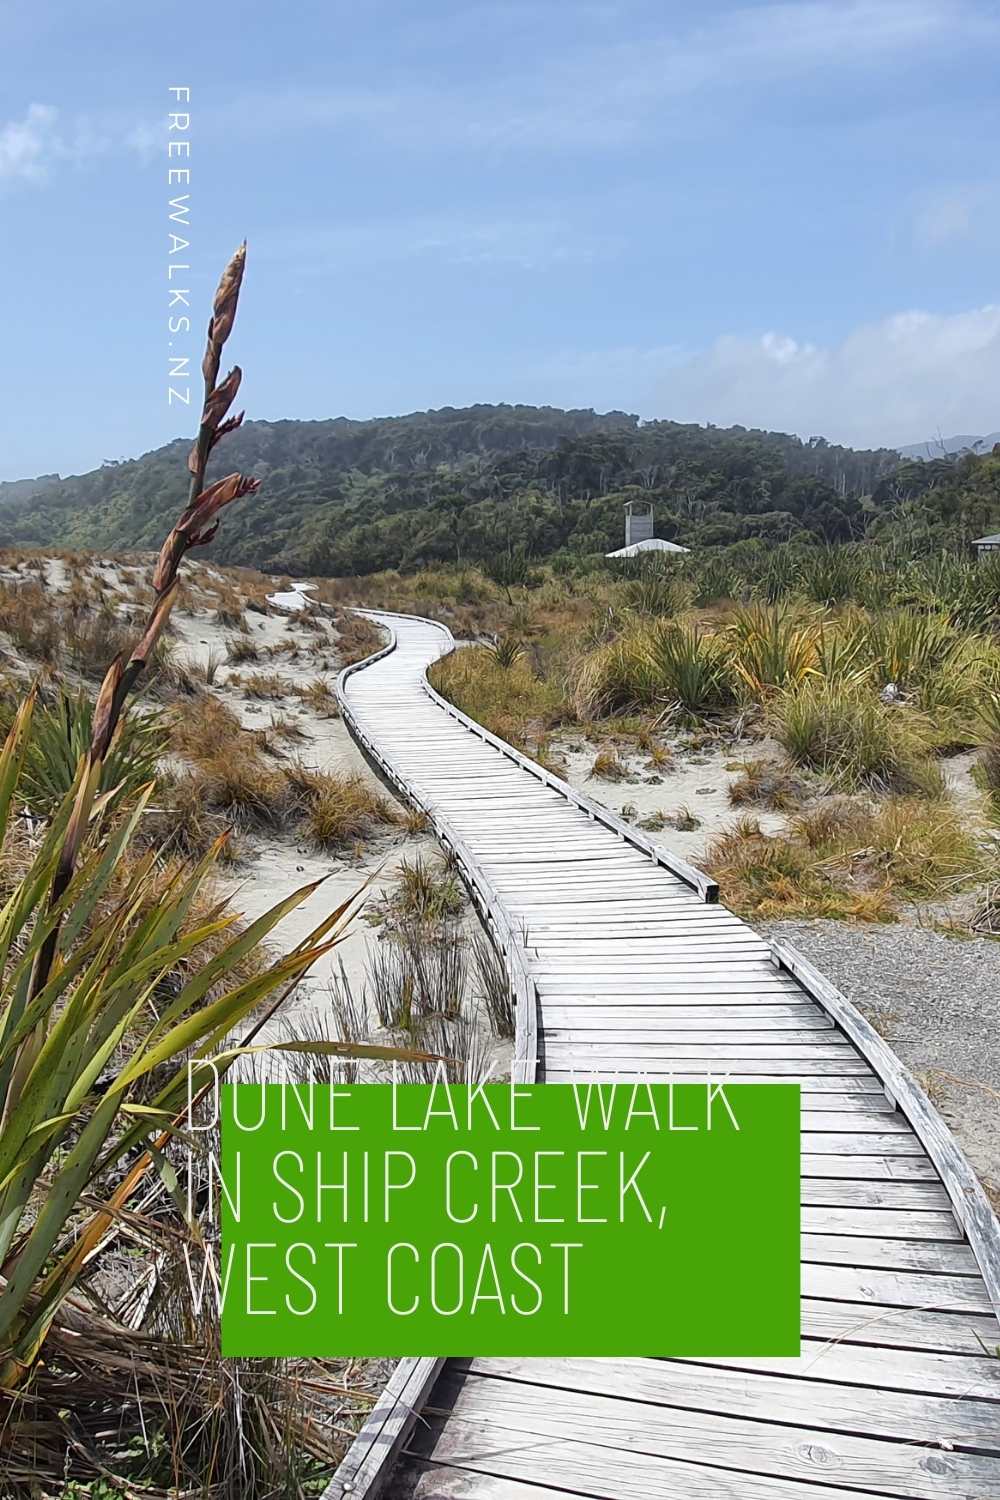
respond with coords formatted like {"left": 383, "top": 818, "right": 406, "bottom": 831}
{"left": 2, "top": 404, "right": 998, "bottom": 574}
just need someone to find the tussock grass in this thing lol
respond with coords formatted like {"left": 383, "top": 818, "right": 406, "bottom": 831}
{"left": 284, "top": 764, "right": 398, "bottom": 849}
{"left": 705, "top": 796, "right": 986, "bottom": 919}
{"left": 727, "top": 602, "right": 819, "bottom": 697}
{"left": 170, "top": 692, "right": 243, "bottom": 760}
{"left": 225, "top": 633, "right": 260, "bottom": 663}
{"left": 771, "top": 680, "right": 944, "bottom": 796}
{"left": 429, "top": 645, "right": 567, "bottom": 747}
{"left": 575, "top": 617, "right": 735, "bottom": 720}
{"left": 242, "top": 669, "right": 294, "bottom": 699}
{"left": 471, "top": 930, "right": 515, "bottom": 1038}
{"left": 728, "top": 756, "right": 808, "bottom": 810}
{"left": 590, "top": 747, "right": 628, "bottom": 781}
{"left": 296, "top": 676, "right": 339, "bottom": 716}
{"left": 386, "top": 853, "right": 465, "bottom": 926}
{"left": 332, "top": 608, "right": 383, "bottom": 665}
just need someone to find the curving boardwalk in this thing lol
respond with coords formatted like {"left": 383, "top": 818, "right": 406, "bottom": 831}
{"left": 328, "top": 610, "right": 1000, "bottom": 1500}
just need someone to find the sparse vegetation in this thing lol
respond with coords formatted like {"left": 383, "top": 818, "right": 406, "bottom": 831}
{"left": 589, "top": 746, "right": 627, "bottom": 781}
{"left": 728, "top": 756, "right": 809, "bottom": 811}
{"left": 285, "top": 764, "right": 399, "bottom": 849}
{"left": 705, "top": 796, "right": 987, "bottom": 920}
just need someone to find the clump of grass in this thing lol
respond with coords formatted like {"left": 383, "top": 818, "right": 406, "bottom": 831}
{"left": 575, "top": 618, "right": 734, "bottom": 721}
{"left": 171, "top": 692, "right": 243, "bottom": 760}
{"left": 430, "top": 645, "right": 567, "bottom": 748}
{"left": 485, "top": 634, "right": 525, "bottom": 669}
{"left": 862, "top": 608, "right": 962, "bottom": 688}
{"left": 393, "top": 853, "right": 466, "bottom": 924}
{"left": 868, "top": 798, "right": 983, "bottom": 898}
{"left": 726, "top": 602, "right": 819, "bottom": 697}
{"left": 145, "top": 768, "right": 241, "bottom": 860}
{"left": 574, "top": 620, "right": 661, "bottom": 717}
{"left": 195, "top": 751, "right": 289, "bottom": 826}
{"left": 226, "top": 634, "right": 260, "bottom": 663}
{"left": 242, "top": 670, "right": 294, "bottom": 699}
{"left": 471, "top": 930, "right": 515, "bottom": 1038}
{"left": 798, "top": 545, "right": 865, "bottom": 605}
{"left": 771, "top": 680, "right": 944, "bottom": 796}
{"left": 268, "top": 709, "right": 308, "bottom": 742}
{"left": 590, "top": 747, "right": 628, "bottom": 781}
{"left": 620, "top": 572, "right": 692, "bottom": 618}
{"left": 969, "top": 886, "right": 1000, "bottom": 936}
{"left": 333, "top": 609, "right": 383, "bottom": 665}
{"left": 369, "top": 925, "right": 467, "bottom": 1030}
{"left": 0, "top": 686, "right": 168, "bottom": 819}
{"left": 214, "top": 590, "right": 248, "bottom": 629}
{"left": 705, "top": 815, "right": 891, "bottom": 921}
{"left": 296, "top": 676, "right": 339, "bottom": 716}
{"left": 199, "top": 647, "right": 225, "bottom": 685}
{"left": 645, "top": 620, "right": 736, "bottom": 718}
{"left": 728, "top": 756, "right": 808, "bottom": 811}
{"left": 285, "top": 765, "right": 398, "bottom": 849}
{"left": 705, "top": 796, "right": 985, "bottom": 919}
{"left": 639, "top": 805, "right": 701, "bottom": 832}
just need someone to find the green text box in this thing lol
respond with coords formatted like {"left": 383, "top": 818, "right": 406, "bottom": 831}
{"left": 219, "top": 1082, "right": 799, "bottom": 1357}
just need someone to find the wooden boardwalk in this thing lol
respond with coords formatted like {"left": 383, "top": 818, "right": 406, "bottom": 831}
{"left": 328, "top": 610, "right": 1000, "bottom": 1500}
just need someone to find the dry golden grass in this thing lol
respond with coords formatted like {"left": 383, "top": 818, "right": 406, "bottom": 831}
{"left": 705, "top": 796, "right": 987, "bottom": 920}
{"left": 332, "top": 608, "right": 383, "bottom": 665}
{"left": 728, "top": 756, "right": 808, "bottom": 811}
{"left": 590, "top": 747, "right": 628, "bottom": 781}
{"left": 771, "top": 679, "right": 945, "bottom": 797}
{"left": 225, "top": 633, "right": 260, "bottom": 663}
{"left": 284, "top": 764, "right": 399, "bottom": 848}
{"left": 429, "top": 645, "right": 568, "bottom": 748}
{"left": 296, "top": 676, "right": 339, "bottom": 716}
{"left": 242, "top": 670, "right": 295, "bottom": 699}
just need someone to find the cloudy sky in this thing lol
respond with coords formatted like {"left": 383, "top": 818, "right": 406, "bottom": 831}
{"left": 3, "top": 0, "right": 1000, "bottom": 479}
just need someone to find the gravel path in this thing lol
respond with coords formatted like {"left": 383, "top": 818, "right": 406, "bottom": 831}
{"left": 764, "top": 920, "right": 1000, "bottom": 1193}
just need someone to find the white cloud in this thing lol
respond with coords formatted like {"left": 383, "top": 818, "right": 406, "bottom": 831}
{"left": 655, "top": 305, "right": 1000, "bottom": 448}
{"left": 0, "top": 103, "right": 60, "bottom": 181}
{"left": 538, "top": 305, "right": 1000, "bottom": 449}
{"left": 0, "top": 102, "right": 154, "bottom": 186}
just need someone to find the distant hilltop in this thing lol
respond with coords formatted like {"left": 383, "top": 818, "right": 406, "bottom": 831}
{"left": 898, "top": 432, "right": 1000, "bottom": 461}
{"left": 0, "top": 404, "right": 917, "bottom": 576}
{"left": 0, "top": 474, "right": 60, "bottom": 503}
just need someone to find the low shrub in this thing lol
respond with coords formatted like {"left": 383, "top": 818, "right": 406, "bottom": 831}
{"left": 705, "top": 795, "right": 986, "bottom": 919}
{"left": 285, "top": 765, "right": 398, "bottom": 849}
{"left": 728, "top": 756, "right": 808, "bottom": 810}
{"left": 771, "top": 680, "right": 944, "bottom": 796}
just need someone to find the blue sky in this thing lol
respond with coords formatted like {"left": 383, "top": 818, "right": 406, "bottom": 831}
{"left": 3, "top": 0, "right": 1000, "bottom": 479}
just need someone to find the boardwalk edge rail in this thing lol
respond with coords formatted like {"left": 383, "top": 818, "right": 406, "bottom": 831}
{"left": 323, "top": 608, "right": 1000, "bottom": 1500}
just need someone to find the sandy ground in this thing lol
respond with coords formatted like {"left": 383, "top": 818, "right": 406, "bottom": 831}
{"left": 554, "top": 732, "right": 789, "bottom": 861}
{"left": 169, "top": 598, "right": 432, "bottom": 997}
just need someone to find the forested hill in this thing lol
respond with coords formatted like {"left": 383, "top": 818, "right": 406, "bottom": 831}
{"left": 0, "top": 402, "right": 981, "bottom": 575}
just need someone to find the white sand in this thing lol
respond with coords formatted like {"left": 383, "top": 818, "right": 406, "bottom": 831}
{"left": 554, "top": 733, "right": 788, "bottom": 862}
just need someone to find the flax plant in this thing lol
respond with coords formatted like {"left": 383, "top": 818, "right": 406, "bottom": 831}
{"left": 0, "top": 245, "right": 420, "bottom": 1393}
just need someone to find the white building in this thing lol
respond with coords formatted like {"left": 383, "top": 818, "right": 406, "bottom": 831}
{"left": 606, "top": 502, "right": 689, "bottom": 558}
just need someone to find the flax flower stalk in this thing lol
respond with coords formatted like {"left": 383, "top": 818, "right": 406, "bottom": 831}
{"left": 6, "top": 244, "right": 260, "bottom": 1118}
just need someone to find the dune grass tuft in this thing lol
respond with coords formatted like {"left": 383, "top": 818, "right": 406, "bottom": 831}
{"left": 771, "top": 679, "right": 944, "bottom": 796}
{"left": 705, "top": 795, "right": 986, "bottom": 920}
